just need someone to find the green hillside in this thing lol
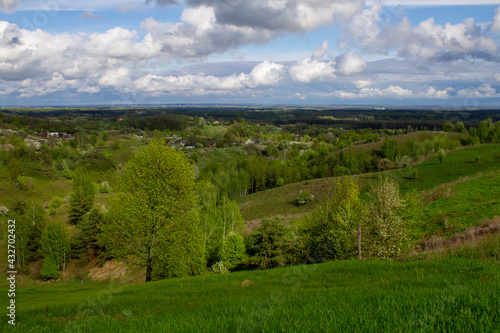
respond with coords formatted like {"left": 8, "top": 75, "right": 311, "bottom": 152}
{"left": 238, "top": 144, "right": 500, "bottom": 222}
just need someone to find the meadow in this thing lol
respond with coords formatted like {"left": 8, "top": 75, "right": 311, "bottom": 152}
{"left": 5, "top": 253, "right": 499, "bottom": 332}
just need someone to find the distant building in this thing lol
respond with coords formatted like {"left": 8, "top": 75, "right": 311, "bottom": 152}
{"left": 46, "top": 132, "right": 59, "bottom": 138}
{"left": 245, "top": 139, "right": 255, "bottom": 145}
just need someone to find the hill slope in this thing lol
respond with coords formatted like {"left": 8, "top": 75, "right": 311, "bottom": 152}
{"left": 238, "top": 144, "right": 500, "bottom": 222}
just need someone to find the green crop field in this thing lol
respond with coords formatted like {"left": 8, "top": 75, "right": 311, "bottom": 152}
{"left": 4, "top": 253, "right": 499, "bottom": 332}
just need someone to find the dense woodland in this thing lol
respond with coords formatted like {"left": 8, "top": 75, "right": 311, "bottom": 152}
{"left": 1, "top": 107, "right": 500, "bottom": 282}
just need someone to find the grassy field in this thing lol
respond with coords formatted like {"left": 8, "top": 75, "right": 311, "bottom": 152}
{"left": 4, "top": 253, "right": 499, "bottom": 332}
{"left": 419, "top": 170, "right": 500, "bottom": 237}
{"left": 238, "top": 144, "right": 500, "bottom": 222}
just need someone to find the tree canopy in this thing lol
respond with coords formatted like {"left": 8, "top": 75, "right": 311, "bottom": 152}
{"left": 102, "top": 140, "right": 202, "bottom": 281}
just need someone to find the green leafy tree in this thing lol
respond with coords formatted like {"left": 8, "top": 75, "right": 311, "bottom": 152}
{"left": 197, "top": 181, "right": 245, "bottom": 266}
{"left": 438, "top": 149, "right": 446, "bottom": 164}
{"left": 68, "top": 172, "right": 95, "bottom": 225}
{"left": 304, "top": 177, "right": 363, "bottom": 262}
{"left": 41, "top": 220, "right": 69, "bottom": 272}
{"left": 455, "top": 122, "right": 466, "bottom": 133}
{"left": 102, "top": 140, "right": 203, "bottom": 282}
{"left": 364, "top": 177, "right": 413, "bottom": 258}
{"left": 442, "top": 122, "right": 454, "bottom": 132}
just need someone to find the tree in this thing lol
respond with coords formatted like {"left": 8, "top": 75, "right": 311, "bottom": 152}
{"left": 304, "top": 177, "right": 363, "bottom": 262}
{"left": 41, "top": 220, "right": 69, "bottom": 273}
{"left": 442, "top": 122, "right": 454, "bottom": 132}
{"left": 455, "top": 122, "right": 466, "bottom": 133}
{"left": 40, "top": 255, "right": 60, "bottom": 281}
{"left": 102, "top": 140, "right": 202, "bottom": 282}
{"left": 221, "top": 232, "right": 247, "bottom": 269}
{"left": 71, "top": 208, "right": 105, "bottom": 265}
{"left": 249, "top": 217, "right": 294, "bottom": 270}
{"left": 68, "top": 172, "right": 95, "bottom": 225}
{"left": 438, "top": 149, "right": 446, "bottom": 164}
{"left": 364, "top": 177, "right": 413, "bottom": 258}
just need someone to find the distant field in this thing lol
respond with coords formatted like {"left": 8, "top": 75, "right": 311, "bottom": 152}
{"left": 6, "top": 254, "right": 499, "bottom": 332}
{"left": 238, "top": 144, "right": 500, "bottom": 222}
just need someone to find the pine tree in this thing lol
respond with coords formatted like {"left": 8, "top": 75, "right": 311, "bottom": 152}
{"left": 68, "top": 172, "right": 95, "bottom": 225}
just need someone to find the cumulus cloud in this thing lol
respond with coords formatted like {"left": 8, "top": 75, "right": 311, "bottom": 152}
{"left": 335, "top": 52, "right": 367, "bottom": 76}
{"left": 289, "top": 58, "right": 336, "bottom": 83}
{"left": 458, "top": 84, "right": 498, "bottom": 98}
{"left": 0, "top": 0, "right": 18, "bottom": 13}
{"left": 134, "top": 60, "right": 284, "bottom": 96}
{"left": 492, "top": 7, "right": 500, "bottom": 32}
{"left": 346, "top": 4, "right": 498, "bottom": 62}
{"left": 329, "top": 85, "right": 453, "bottom": 100}
{"left": 149, "top": 0, "right": 364, "bottom": 33}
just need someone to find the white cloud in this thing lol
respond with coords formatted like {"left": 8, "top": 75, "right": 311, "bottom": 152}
{"left": 458, "top": 84, "right": 498, "bottom": 98}
{"left": 289, "top": 58, "right": 336, "bottom": 83}
{"left": 346, "top": 4, "right": 498, "bottom": 61}
{"left": 81, "top": 11, "right": 104, "bottom": 20}
{"left": 335, "top": 53, "right": 367, "bottom": 76}
{"left": 492, "top": 7, "right": 500, "bottom": 32}
{"left": 0, "top": 0, "right": 18, "bottom": 13}
{"left": 133, "top": 61, "right": 284, "bottom": 96}
{"left": 369, "top": 0, "right": 500, "bottom": 5}
{"left": 312, "top": 40, "right": 329, "bottom": 60}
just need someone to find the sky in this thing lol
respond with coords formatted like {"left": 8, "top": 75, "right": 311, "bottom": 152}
{"left": 0, "top": 0, "right": 500, "bottom": 106}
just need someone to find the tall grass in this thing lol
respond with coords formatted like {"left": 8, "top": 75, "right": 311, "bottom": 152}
{"left": 6, "top": 256, "right": 499, "bottom": 332}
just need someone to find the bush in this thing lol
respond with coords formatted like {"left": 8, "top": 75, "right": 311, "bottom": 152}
{"left": 48, "top": 196, "right": 65, "bottom": 216}
{"left": 99, "top": 181, "right": 113, "bottom": 193}
{"left": 296, "top": 190, "right": 314, "bottom": 206}
{"left": 210, "top": 261, "right": 228, "bottom": 274}
{"left": 364, "top": 177, "right": 413, "bottom": 258}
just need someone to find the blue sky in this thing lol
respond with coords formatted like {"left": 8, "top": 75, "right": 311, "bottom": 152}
{"left": 0, "top": 0, "right": 499, "bottom": 106}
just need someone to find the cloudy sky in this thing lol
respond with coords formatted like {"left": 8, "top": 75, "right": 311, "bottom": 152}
{"left": 0, "top": 0, "right": 499, "bottom": 106}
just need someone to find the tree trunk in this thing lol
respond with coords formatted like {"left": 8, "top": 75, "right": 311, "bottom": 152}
{"left": 145, "top": 256, "right": 153, "bottom": 282}
{"left": 357, "top": 223, "right": 362, "bottom": 260}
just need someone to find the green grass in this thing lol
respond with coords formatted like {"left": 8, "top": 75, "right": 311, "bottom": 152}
{"left": 384, "top": 144, "right": 500, "bottom": 194}
{"left": 419, "top": 170, "right": 500, "bottom": 237}
{"left": 5, "top": 257, "right": 499, "bottom": 332}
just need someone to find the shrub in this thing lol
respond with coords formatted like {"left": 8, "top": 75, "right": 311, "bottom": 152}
{"left": 438, "top": 149, "right": 446, "bottom": 164}
{"left": 296, "top": 190, "right": 314, "bottom": 206}
{"left": 364, "top": 177, "right": 413, "bottom": 258}
{"left": 210, "top": 261, "right": 228, "bottom": 274}
{"left": 99, "top": 181, "right": 113, "bottom": 193}
{"left": 48, "top": 196, "right": 65, "bottom": 216}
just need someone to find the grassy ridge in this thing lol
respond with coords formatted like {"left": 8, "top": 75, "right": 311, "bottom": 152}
{"left": 6, "top": 256, "right": 500, "bottom": 332}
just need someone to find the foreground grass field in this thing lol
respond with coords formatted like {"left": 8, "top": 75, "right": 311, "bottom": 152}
{"left": 5, "top": 252, "right": 499, "bottom": 332}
